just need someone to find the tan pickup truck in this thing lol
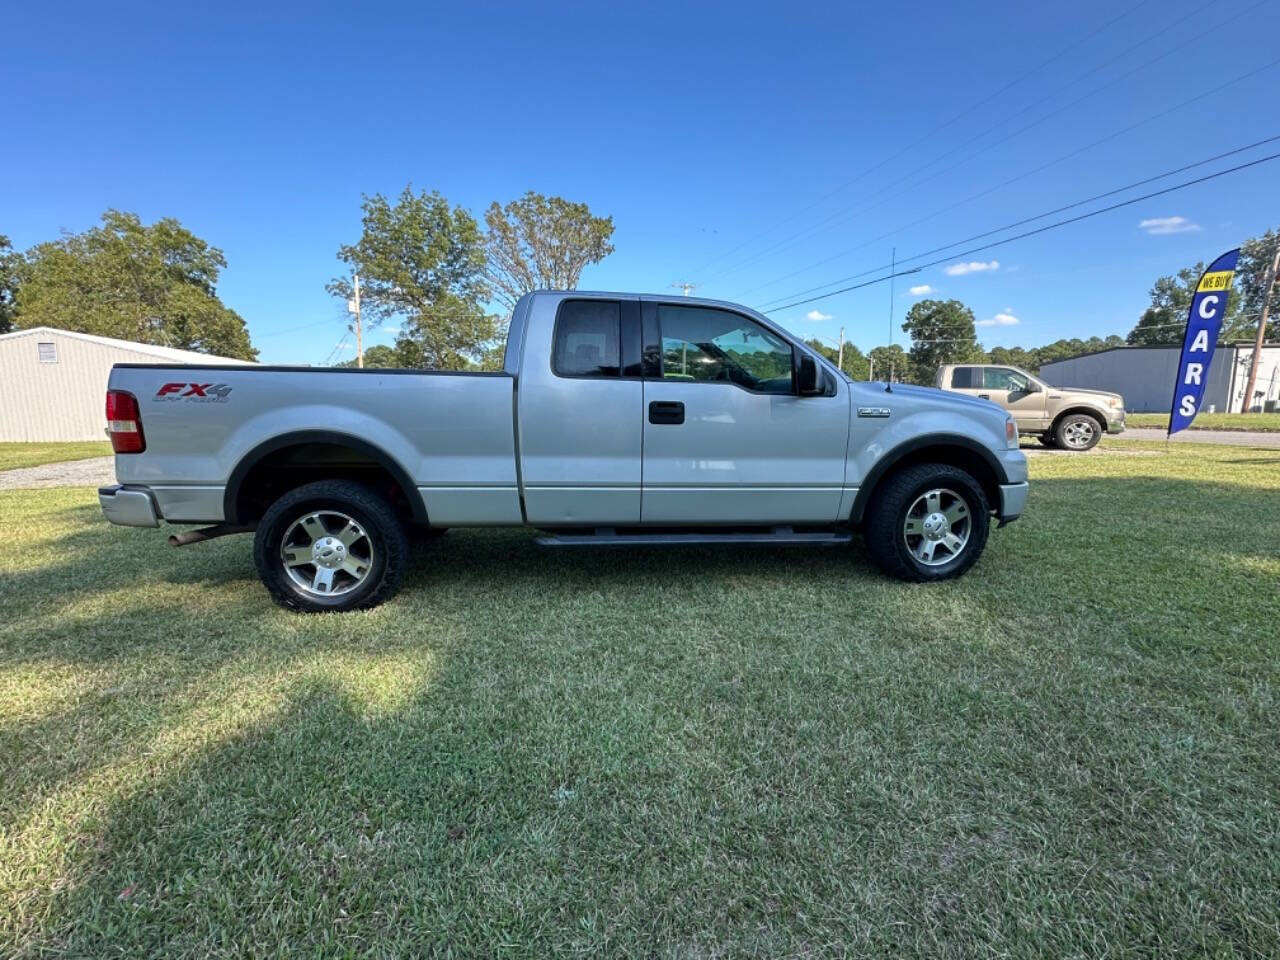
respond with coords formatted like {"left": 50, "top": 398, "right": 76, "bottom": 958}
{"left": 936, "top": 363, "right": 1124, "bottom": 451}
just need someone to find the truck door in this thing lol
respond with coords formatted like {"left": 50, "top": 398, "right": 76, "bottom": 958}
{"left": 980, "top": 367, "right": 1048, "bottom": 430}
{"left": 640, "top": 301, "right": 849, "bottom": 524}
{"left": 517, "top": 297, "right": 643, "bottom": 524}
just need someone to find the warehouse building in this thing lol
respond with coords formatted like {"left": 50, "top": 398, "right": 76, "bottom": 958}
{"left": 1040, "top": 343, "right": 1280, "bottom": 413}
{"left": 0, "top": 326, "right": 253, "bottom": 441}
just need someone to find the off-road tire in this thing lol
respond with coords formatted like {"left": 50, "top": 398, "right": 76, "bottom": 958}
{"left": 253, "top": 480, "right": 409, "bottom": 613}
{"left": 863, "top": 463, "right": 991, "bottom": 582}
{"left": 1054, "top": 412, "right": 1103, "bottom": 451}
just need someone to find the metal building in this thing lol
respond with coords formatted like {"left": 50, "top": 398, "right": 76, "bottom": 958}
{"left": 1039, "top": 343, "right": 1280, "bottom": 413}
{"left": 0, "top": 326, "right": 254, "bottom": 442}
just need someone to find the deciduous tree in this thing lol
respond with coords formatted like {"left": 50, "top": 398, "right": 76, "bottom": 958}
{"left": 484, "top": 192, "right": 615, "bottom": 313}
{"left": 868, "top": 343, "right": 910, "bottom": 382}
{"left": 0, "top": 235, "right": 20, "bottom": 334}
{"left": 804, "top": 337, "right": 869, "bottom": 380}
{"left": 901, "top": 299, "right": 985, "bottom": 383}
{"left": 328, "top": 186, "right": 496, "bottom": 370}
{"left": 15, "top": 212, "right": 255, "bottom": 358}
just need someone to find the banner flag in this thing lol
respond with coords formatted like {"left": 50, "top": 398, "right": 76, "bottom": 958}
{"left": 1168, "top": 248, "right": 1240, "bottom": 435}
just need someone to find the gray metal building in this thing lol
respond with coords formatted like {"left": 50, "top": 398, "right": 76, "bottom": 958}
{"left": 1039, "top": 343, "right": 1280, "bottom": 413}
{"left": 0, "top": 326, "right": 253, "bottom": 442}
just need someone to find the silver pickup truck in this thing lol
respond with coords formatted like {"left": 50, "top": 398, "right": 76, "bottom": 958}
{"left": 100, "top": 291, "right": 1029, "bottom": 611}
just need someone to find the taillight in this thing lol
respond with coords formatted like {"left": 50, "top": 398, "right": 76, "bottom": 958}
{"left": 106, "top": 390, "right": 145, "bottom": 453}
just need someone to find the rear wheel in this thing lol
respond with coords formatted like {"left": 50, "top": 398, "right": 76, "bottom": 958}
{"left": 1055, "top": 413, "right": 1102, "bottom": 451}
{"left": 863, "top": 464, "right": 990, "bottom": 582}
{"left": 253, "top": 480, "right": 408, "bottom": 613}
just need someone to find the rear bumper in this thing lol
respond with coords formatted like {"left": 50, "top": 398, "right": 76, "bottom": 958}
{"left": 996, "top": 481, "right": 1029, "bottom": 526}
{"left": 99, "top": 485, "right": 160, "bottom": 528}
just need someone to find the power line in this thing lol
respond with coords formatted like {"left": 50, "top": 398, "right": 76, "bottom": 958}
{"left": 761, "top": 150, "right": 1280, "bottom": 313}
{"left": 678, "top": 0, "right": 1157, "bottom": 279}
{"left": 724, "top": 0, "right": 1271, "bottom": 293}
{"left": 755, "top": 133, "right": 1280, "bottom": 309}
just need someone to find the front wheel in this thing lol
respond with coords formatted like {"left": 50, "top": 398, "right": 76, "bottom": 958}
{"left": 863, "top": 464, "right": 991, "bottom": 582}
{"left": 253, "top": 480, "right": 409, "bottom": 613}
{"left": 1055, "top": 413, "right": 1102, "bottom": 451}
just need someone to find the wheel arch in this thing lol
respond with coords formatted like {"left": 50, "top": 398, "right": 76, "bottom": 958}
{"left": 850, "top": 434, "right": 1006, "bottom": 525}
{"left": 1050, "top": 406, "right": 1107, "bottom": 433}
{"left": 223, "top": 430, "right": 426, "bottom": 525}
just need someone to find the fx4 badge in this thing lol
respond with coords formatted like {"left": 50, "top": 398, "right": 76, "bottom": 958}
{"left": 154, "top": 382, "right": 233, "bottom": 402}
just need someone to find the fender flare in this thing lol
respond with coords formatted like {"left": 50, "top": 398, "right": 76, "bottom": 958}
{"left": 1050, "top": 405, "right": 1109, "bottom": 432}
{"left": 849, "top": 433, "right": 1009, "bottom": 524}
{"left": 223, "top": 430, "right": 426, "bottom": 524}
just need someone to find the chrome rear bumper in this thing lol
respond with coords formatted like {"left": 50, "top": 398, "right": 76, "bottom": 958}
{"left": 99, "top": 485, "right": 160, "bottom": 528}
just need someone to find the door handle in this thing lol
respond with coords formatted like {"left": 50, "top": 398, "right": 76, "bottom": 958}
{"left": 978, "top": 393, "right": 990, "bottom": 399}
{"left": 649, "top": 400, "right": 685, "bottom": 425}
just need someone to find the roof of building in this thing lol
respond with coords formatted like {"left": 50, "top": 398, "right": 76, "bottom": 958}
{"left": 0, "top": 326, "right": 255, "bottom": 365}
{"left": 1040, "top": 341, "right": 1278, "bottom": 366}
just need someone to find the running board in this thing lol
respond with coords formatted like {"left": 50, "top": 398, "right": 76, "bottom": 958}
{"left": 535, "top": 526, "right": 853, "bottom": 548}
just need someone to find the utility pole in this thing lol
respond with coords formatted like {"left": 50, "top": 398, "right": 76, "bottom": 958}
{"left": 868, "top": 356, "right": 874, "bottom": 382}
{"left": 1241, "top": 241, "right": 1279, "bottom": 413}
{"left": 671, "top": 281, "right": 698, "bottom": 297}
{"left": 347, "top": 274, "right": 364, "bottom": 369}
{"left": 837, "top": 326, "right": 845, "bottom": 372}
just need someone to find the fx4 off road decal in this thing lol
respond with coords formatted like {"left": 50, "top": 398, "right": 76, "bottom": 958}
{"left": 153, "top": 382, "right": 233, "bottom": 402}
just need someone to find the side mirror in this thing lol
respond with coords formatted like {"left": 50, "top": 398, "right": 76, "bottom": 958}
{"left": 1023, "top": 381, "right": 1040, "bottom": 393}
{"left": 797, "top": 354, "right": 822, "bottom": 395}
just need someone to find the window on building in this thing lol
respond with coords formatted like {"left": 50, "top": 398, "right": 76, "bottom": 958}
{"left": 657, "top": 305, "right": 793, "bottom": 393}
{"left": 553, "top": 300, "right": 621, "bottom": 377}
{"left": 37, "top": 342, "right": 58, "bottom": 364}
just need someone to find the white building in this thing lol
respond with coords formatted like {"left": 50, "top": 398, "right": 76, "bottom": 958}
{"left": 1040, "top": 343, "right": 1280, "bottom": 414}
{"left": 0, "top": 326, "right": 254, "bottom": 442}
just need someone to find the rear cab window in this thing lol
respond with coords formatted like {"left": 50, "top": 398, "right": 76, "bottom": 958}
{"left": 951, "top": 366, "right": 979, "bottom": 388}
{"left": 553, "top": 300, "right": 621, "bottom": 377}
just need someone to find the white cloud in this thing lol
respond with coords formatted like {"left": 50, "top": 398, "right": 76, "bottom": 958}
{"left": 806, "top": 310, "right": 833, "bottom": 321}
{"left": 944, "top": 260, "right": 1000, "bottom": 276}
{"left": 1139, "top": 216, "right": 1200, "bottom": 235}
{"left": 976, "top": 311, "right": 1020, "bottom": 327}
{"left": 908, "top": 284, "right": 934, "bottom": 296}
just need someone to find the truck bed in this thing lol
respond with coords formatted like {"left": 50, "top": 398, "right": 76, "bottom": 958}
{"left": 107, "top": 364, "right": 521, "bottom": 525}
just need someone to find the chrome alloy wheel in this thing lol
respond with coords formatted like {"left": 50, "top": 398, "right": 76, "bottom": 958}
{"left": 1062, "top": 417, "right": 1097, "bottom": 449}
{"left": 903, "top": 488, "right": 972, "bottom": 567}
{"left": 280, "top": 510, "right": 374, "bottom": 597}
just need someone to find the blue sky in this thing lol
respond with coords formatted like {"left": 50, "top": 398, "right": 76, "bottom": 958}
{"left": 5, "top": 0, "right": 1279, "bottom": 364}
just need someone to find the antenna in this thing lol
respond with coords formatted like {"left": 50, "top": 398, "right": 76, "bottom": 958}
{"left": 671, "top": 281, "right": 698, "bottom": 297}
{"left": 885, "top": 247, "right": 896, "bottom": 392}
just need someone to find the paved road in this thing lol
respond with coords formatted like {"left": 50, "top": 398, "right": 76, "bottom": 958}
{"left": 1121, "top": 428, "right": 1280, "bottom": 448}
{"left": 0, "top": 456, "right": 115, "bottom": 490}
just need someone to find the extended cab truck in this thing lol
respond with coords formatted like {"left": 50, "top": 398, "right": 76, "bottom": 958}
{"left": 936, "top": 363, "right": 1125, "bottom": 451}
{"left": 100, "top": 292, "right": 1029, "bottom": 612}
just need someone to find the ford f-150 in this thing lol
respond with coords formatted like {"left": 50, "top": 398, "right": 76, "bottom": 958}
{"left": 99, "top": 291, "right": 1029, "bottom": 611}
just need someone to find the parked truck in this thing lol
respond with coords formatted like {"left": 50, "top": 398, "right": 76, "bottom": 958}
{"left": 936, "top": 363, "right": 1124, "bottom": 451}
{"left": 100, "top": 292, "right": 1029, "bottom": 611}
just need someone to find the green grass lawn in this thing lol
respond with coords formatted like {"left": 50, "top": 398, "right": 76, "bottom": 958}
{"left": 1126, "top": 411, "right": 1280, "bottom": 432}
{"left": 2, "top": 444, "right": 1278, "bottom": 956}
{"left": 0, "top": 441, "right": 112, "bottom": 471}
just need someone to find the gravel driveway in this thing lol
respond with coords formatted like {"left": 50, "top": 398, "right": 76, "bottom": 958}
{"left": 0, "top": 456, "right": 116, "bottom": 490}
